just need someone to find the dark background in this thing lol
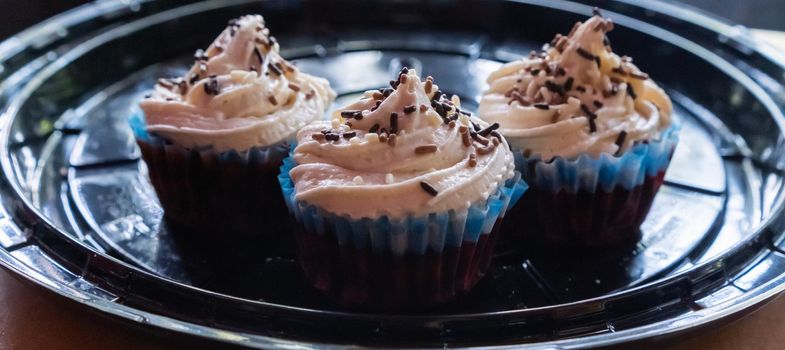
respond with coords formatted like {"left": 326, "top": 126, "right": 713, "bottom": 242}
{"left": 0, "top": 0, "right": 783, "bottom": 39}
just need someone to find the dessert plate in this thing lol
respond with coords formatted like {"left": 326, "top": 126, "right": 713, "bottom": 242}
{"left": 1, "top": 0, "right": 784, "bottom": 348}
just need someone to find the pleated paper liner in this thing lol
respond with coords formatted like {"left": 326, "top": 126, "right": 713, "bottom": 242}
{"left": 507, "top": 123, "right": 680, "bottom": 248}
{"left": 130, "top": 112, "right": 292, "bottom": 244}
{"left": 279, "top": 158, "right": 527, "bottom": 310}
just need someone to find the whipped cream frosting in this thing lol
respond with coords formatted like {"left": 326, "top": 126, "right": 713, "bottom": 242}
{"left": 139, "top": 15, "right": 335, "bottom": 152}
{"left": 478, "top": 13, "right": 673, "bottom": 161}
{"left": 289, "top": 69, "right": 516, "bottom": 219}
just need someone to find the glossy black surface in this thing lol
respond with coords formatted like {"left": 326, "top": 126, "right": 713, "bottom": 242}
{"left": 0, "top": 0, "right": 783, "bottom": 348}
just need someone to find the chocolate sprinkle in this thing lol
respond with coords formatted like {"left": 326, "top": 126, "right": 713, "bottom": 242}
{"left": 268, "top": 95, "right": 278, "bottom": 105}
{"left": 581, "top": 104, "right": 598, "bottom": 133}
{"left": 468, "top": 153, "right": 477, "bottom": 167}
{"left": 194, "top": 49, "right": 208, "bottom": 61}
{"left": 461, "top": 132, "right": 471, "bottom": 147}
{"left": 204, "top": 77, "right": 220, "bottom": 95}
{"left": 268, "top": 63, "right": 282, "bottom": 76}
{"left": 343, "top": 131, "right": 357, "bottom": 139}
{"left": 420, "top": 181, "right": 439, "bottom": 197}
{"left": 544, "top": 80, "right": 565, "bottom": 95}
{"left": 626, "top": 84, "right": 637, "bottom": 99}
{"left": 390, "top": 113, "right": 399, "bottom": 134}
{"left": 340, "top": 110, "right": 362, "bottom": 119}
{"left": 478, "top": 122, "right": 499, "bottom": 137}
{"left": 576, "top": 47, "right": 596, "bottom": 61}
{"left": 576, "top": 86, "right": 587, "bottom": 93}
{"left": 403, "top": 105, "right": 417, "bottom": 114}
{"left": 415, "top": 144, "right": 438, "bottom": 154}
{"left": 564, "top": 77, "right": 574, "bottom": 91}
{"left": 369, "top": 123, "right": 380, "bottom": 134}
{"left": 312, "top": 133, "right": 325, "bottom": 142}
{"left": 253, "top": 47, "right": 264, "bottom": 64}
{"left": 593, "top": 100, "right": 604, "bottom": 108}
{"left": 432, "top": 90, "right": 443, "bottom": 101}
{"left": 614, "top": 130, "right": 627, "bottom": 156}
{"left": 288, "top": 83, "right": 301, "bottom": 91}
{"left": 533, "top": 104, "right": 550, "bottom": 110}
{"left": 325, "top": 134, "right": 339, "bottom": 142}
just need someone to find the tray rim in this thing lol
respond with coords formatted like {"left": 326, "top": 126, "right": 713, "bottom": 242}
{"left": 0, "top": 0, "right": 784, "bottom": 348}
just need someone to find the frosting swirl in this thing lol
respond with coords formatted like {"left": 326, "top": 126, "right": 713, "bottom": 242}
{"left": 289, "top": 69, "right": 515, "bottom": 219}
{"left": 478, "top": 14, "right": 673, "bottom": 161}
{"left": 139, "top": 15, "right": 335, "bottom": 152}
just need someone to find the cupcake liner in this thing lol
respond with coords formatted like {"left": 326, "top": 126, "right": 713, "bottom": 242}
{"left": 515, "top": 123, "right": 680, "bottom": 193}
{"left": 130, "top": 112, "right": 292, "bottom": 239}
{"left": 278, "top": 158, "right": 527, "bottom": 309}
{"left": 509, "top": 122, "right": 680, "bottom": 247}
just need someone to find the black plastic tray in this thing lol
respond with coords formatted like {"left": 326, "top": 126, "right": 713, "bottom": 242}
{"left": 0, "top": 0, "right": 784, "bottom": 348}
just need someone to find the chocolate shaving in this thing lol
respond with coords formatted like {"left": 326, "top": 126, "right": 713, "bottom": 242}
{"left": 420, "top": 181, "right": 439, "bottom": 197}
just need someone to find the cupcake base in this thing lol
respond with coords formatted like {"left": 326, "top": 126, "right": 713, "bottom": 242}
{"left": 294, "top": 218, "right": 503, "bottom": 310}
{"left": 509, "top": 170, "right": 667, "bottom": 248}
{"left": 137, "top": 137, "right": 290, "bottom": 239}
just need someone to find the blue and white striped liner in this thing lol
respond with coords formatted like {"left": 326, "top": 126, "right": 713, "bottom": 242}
{"left": 515, "top": 121, "right": 680, "bottom": 193}
{"left": 278, "top": 157, "right": 527, "bottom": 256}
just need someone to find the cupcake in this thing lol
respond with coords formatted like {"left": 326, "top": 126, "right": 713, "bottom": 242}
{"left": 478, "top": 11, "right": 678, "bottom": 247}
{"left": 131, "top": 15, "right": 336, "bottom": 237}
{"left": 278, "top": 69, "right": 526, "bottom": 309}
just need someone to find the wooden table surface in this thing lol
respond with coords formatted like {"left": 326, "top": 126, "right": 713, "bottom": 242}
{"left": 1, "top": 30, "right": 784, "bottom": 350}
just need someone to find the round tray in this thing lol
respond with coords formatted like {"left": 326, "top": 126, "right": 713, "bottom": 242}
{"left": 1, "top": 0, "right": 785, "bottom": 348}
